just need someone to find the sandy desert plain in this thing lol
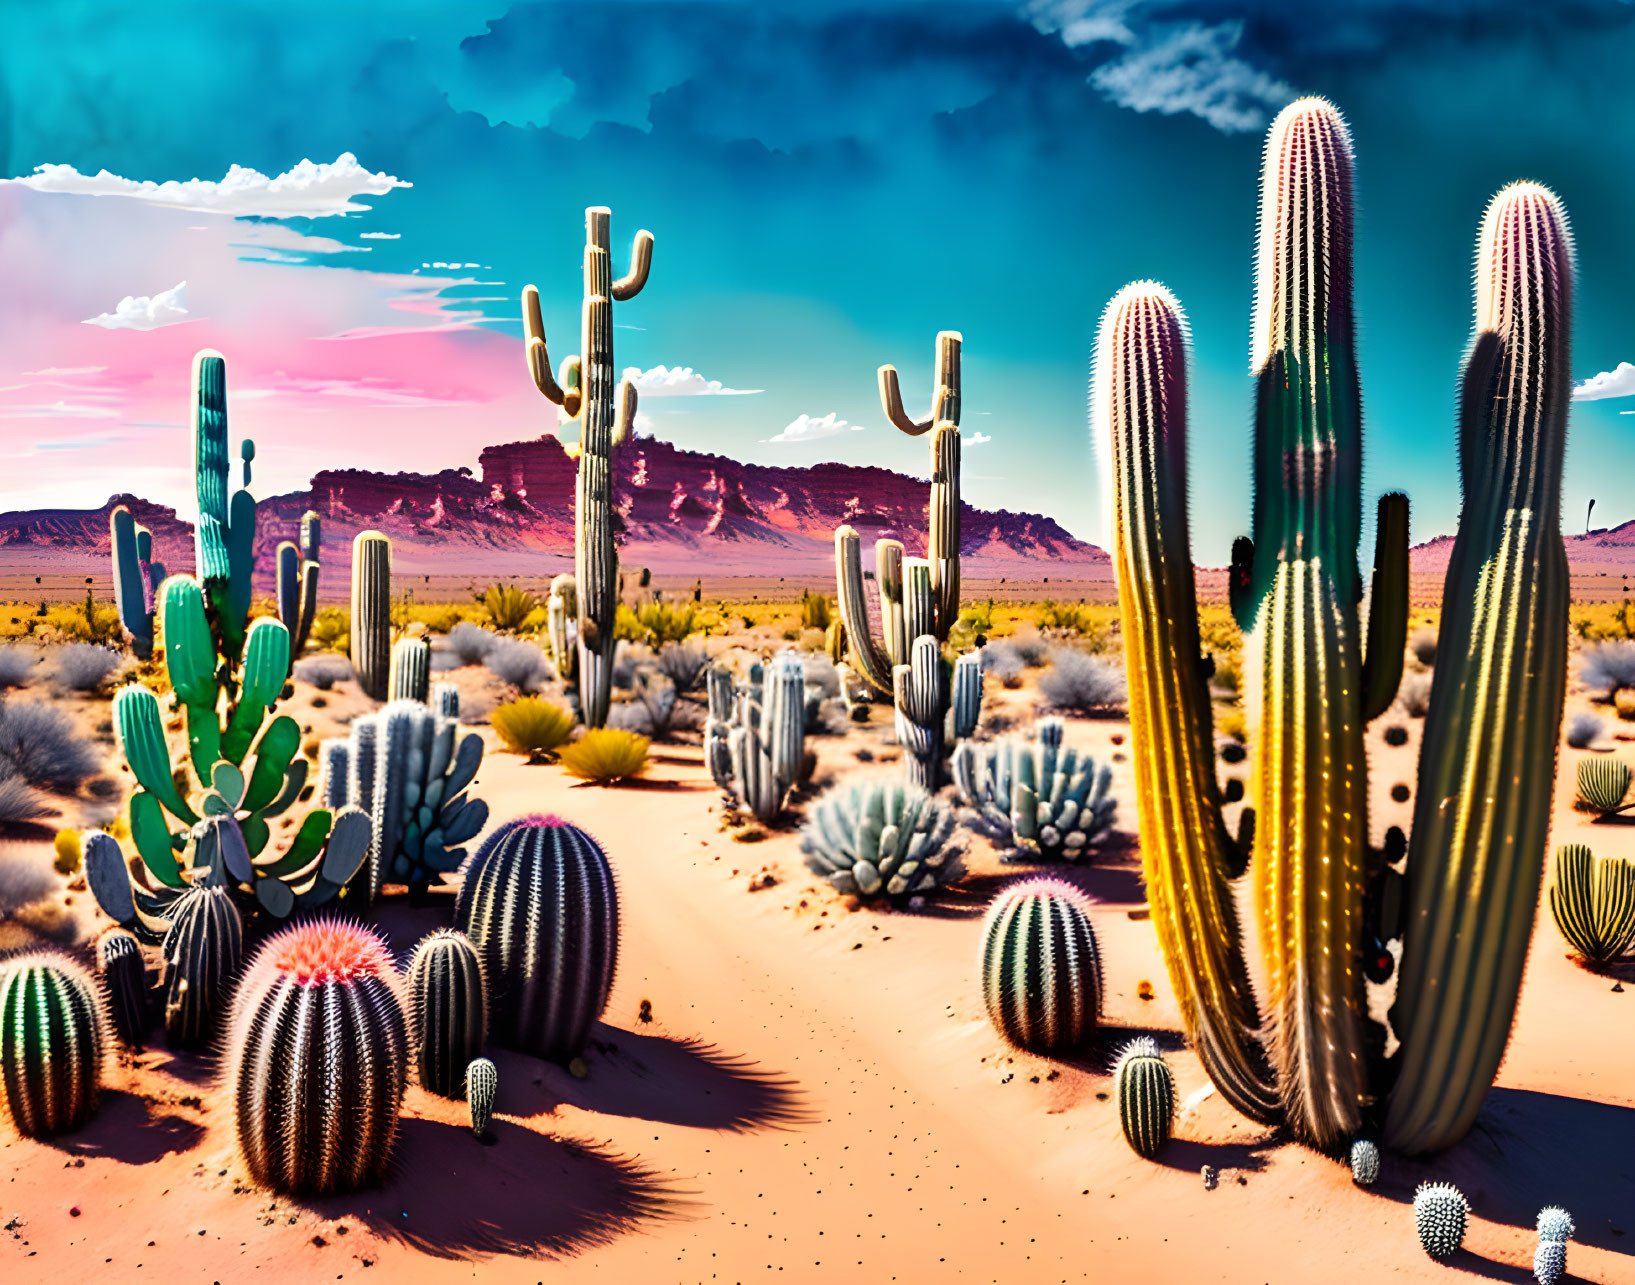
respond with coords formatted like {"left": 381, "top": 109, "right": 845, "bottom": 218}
{"left": 0, "top": 583, "right": 1631, "bottom": 1285}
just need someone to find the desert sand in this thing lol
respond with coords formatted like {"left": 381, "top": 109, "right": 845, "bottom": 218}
{"left": 1, "top": 629, "right": 1632, "bottom": 1285}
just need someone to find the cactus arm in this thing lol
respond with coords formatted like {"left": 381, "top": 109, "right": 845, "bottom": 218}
{"left": 113, "top": 683, "right": 198, "bottom": 824}
{"left": 242, "top": 715, "right": 301, "bottom": 813}
{"left": 1384, "top": 184, "right": 1574, "bottom": 1155}
{"left": 253, "top": 809, "right": 333, "bottom": 877}
{"left": 226, "top": 481, "right": 256, "bottom": 645}
{"left": 130, "top": 791, "right": 187, "bottom": 886}
{"left": 611, "top": 226, "right": 654, "bottom": 301}
{"left": 350, "top": 532, "right": 392, "bottom": 701}
{"left": 111, "top": 506, "right": 154, "bottom": 658}
{"left": 1095, "top": 282, "right": 1280, "bottom": 1125}
{"left": 522, "top": 285, "right": 570, "bottom": 407}
{"left": 1360, "top": 492, "right": 1411, "bottom": 722}
{"left": 877, "top": 331, "right": 961, "bottom": 437}
{"left": 223, "top": 617, "right": 290, "bottom": 765}
{"left": 276, "top": 541, "right": 301, "bottom": 643}
{"left": 834, "top": 527, "right": 895, "bottom": 695}
{"left": 192, "top": 350, "right": 232, "bottom": 596}
{"left": 613, "top": 377, "right": 638, "bottom": 449}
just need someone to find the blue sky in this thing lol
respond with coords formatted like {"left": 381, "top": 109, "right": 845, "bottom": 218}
{"left": 1, "top": 0, "right": 1631, "bottom": 562}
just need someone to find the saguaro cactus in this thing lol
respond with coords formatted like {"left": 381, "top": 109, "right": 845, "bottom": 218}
{"left": 276, "top": 510, "right": 321, "bottom": 665}
{"left": 351, "top": 531, "right": 392, "bottom": 701}
{"left": 226, "top": 920, "right": 408, "bottom": 1196}
{"left": 979, "top": 878, "right": 1101, "bottom": 1053}
{"left": 522, "top": 207, "right": 653, "bottom": 728}
{"left": 191, "top": 349, "right": 257, "bottom": 659}
{"left": 389, "top": 636, "right": 431, "bottom": 703}
{"left": 1385, "top": 183, "right": 1573, "bottom": 1156}
{"left": 0, "top": 953, "right": 106, "bottom": 1138}
{"left": 110, "top": 506, "right": 165, "bottom": 659}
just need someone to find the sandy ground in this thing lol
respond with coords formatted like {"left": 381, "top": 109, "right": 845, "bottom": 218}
{"left": 1, "top": 643, "right": 1632, "bottom": 1284}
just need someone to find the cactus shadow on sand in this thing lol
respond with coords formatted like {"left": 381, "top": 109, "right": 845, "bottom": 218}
{"left": 305, "top": 1116, "right": 690, "bottom": 1261}
{"left": 43, "top": 1089, "right": 206, "bottom": 1165}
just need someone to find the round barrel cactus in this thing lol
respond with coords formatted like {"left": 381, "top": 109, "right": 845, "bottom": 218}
{"left": 0, "top": 952, "right": 107, "bottom": 1138}
{"left": 1114, "top": 1037, "right": 1174, "bottom": 1159}
{"left": 97, "top": 929, "right": 152, "bottom": 1048}
{"left": 407, "top": 929, "right": 488, "bottom": 1098}
{"left": 1413, "top": 1182, "right": 1469, "bottom": 1259}
{"left": 979, "top": 878, "right": 1101, "bottom": 1053}
{"left": 226, "top": 920, "right": 408, "bottom": 1196}
{"left": 467, "top": 1057, "right": 497, "bottom": 1136}
{"left": 162, "top": 884, "right": 243, "bottom": 1047}
{"left": 455, "top": 815, "right": 619, "bottom": 1062}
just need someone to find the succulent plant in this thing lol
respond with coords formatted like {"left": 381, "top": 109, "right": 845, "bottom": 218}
{"left": 110, "top": 505, "right": 165, "bottom": 660}
{"left": 161, "top": 884, "right": 243, "bottom": 1047}
{"left": 0, "top": 952, "right": 106, "bottom": 1138}
{"left": 951, "top": 649, "right": 984, "bottom": 740}
{"left": 1348, "top": 1138, "right": 1380, "bottom": 1186}
{"left": 275, "top": 510, "right": 321, "bottom": 668}
{"left": 1413, "top": 1182, "right": 1469, "bottom": 1259}
{"left": 801, "top": 777, "right": 964, "bottom": 901}
{"left": 893, "top": 632, "right": 946, "bottom": 789}
{"left": 1575, "top": 757, "right": 1630, "bottom": 815}
{"left": 951, "top": 719, "right": 1116, "bottom": 862}
{"left": 226, "top": 920, "right": 408, "bottom": 1196}
{"left": 389, "top": 636, "right": 432, "bottom": 703}
{"left": 979, "top": 878, "right": 1101, "bottom": 1053}
{"left": 351, "top": 531, "right": 392, "bottom": 701}
{"left": 407, "top": 929, "right": 488, "bottom": 1099}
{"left": 97, "top": 928, "right": 152, "bottom": 1048}
{"left": 1547, "top": 845, "right": 1635, "bottom": 966}
{"left": 522, "top": 207, "right": 653, "bottom": 727}
{"left": 456, "top": 816, "right": 619, "bottom": 1062}
{"left": 1534, "top": 1239, "right": 1566, "bottom": 1285}
{"left": 466, "top": 1057, "right": 497, "bottom": 1136}
{"left": 1536, "top": 1206, "right": 1575, "bottom": 1242}
{"left": 1114, "top": 1037, "right": 1174, "bottom": 1159}
{"left": 726, "top": 656, "right": 807, "bottom": 820}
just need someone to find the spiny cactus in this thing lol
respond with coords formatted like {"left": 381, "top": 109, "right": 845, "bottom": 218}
{"left": 389, "top": 636, "right": 432, "bottom": 703}
{"left": 191, "top": 349, "right": 257, "bottom": 659}
{"left": 1533, "top": 1206, "right": 1573, "bottom": 1285}
{"left": 708, "top": 656, "right": 807, "bottom": 821}
{"left": 1548, "top": 844, "right": 1635, "bottom": 966}
{"left": 1413, "top": 1182, "right": 1469, "bottom": 1259}
{"left": 97, "top": 928, "right": 151, "bottom": 1048}
{"left": 456, "top": 815, "right": 619, "bottom": 1062}
{"left": 0, "top": 953, "right": 106, "bottom": 1138}
{"left": 275, "top": 510, "right": 321, "bottom": 668}
{"left": 407, "top": 929, "right": 488, "bottom": 1099}
{"left": 110, "top": 505, "right": 165, "bottom": 660}
{"left": 433, "top": 681, "right": 461, "bottom": 721}
{"left": 466, "top": 1057, "right": 497, "bottom": 1136}
{"left": 979, "top": 878, "right": 1101, "bottom": 1053}
{"left": 1114, "top": 1037, "right": 1174, "bottom": 1159}
{"left": 1349, "top": 1138, "right": 1380, "bottom": 1186}
{"left": 801, "top": 777, "right": 964, "bottom": 901}
{"left": 1536, "top": 1206, "right": 1574, "bottom": 1243}
{"left": 318, "top": 737, "right": 351, "bottom": 808}
{"left": 893, "top": 631, "right": 946, "bottom": 789}
{"left": 227, "top": 920, "right": 407, "bottom": 1196}
{"left": 703, "top": 665, "right": 735, "bottom": 793}
{"left": 1386, "top": 182, "right": 1574, "bottom": 1156}
{"left": 522, "top": 207, "right": 652, "bottom": 728}
{"left": 1575, "top": 756, "right": 1630, "bottom": 814}
{"left": 350, "top": 531, "right": 392, "bottom": 701}
{"left": 951, "top": 719, "right": 1116, "bottom": 862}
{"left": 951, "top": 649, "right": 983, "bottom": 740}
{"left": 161, "top": 885, "right": 243, "bottom": 1047}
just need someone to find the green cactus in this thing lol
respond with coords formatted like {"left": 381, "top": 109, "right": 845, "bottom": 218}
{"left": 351, "top": 531, "right": 392, "bottom": 701}
{"left": 191, "top": 350, "right": 256, "bottom": 659}
{"left": 1547, "top": 844, "right": 1635, "bottom": 966}
{"left": 110, "top": 505, "right": 157, "bottom": 659}
{"left": 0, "top": 953, "right": 106, "bottom": 1138}
{"left": 1575, "top": 757, "right": 1630, "bottom": 815}
{"left": 97, "top": 928, "right": 152, "bottom": 1049}
{"left": 275, "top": 511, "right": 321, "bottom": 665}
{"left": 161, "top": 885, "right": 243, "bottom": 1047}
{"left": 1413, "top": 1182, "right": 1469, "bottom": 1259}
{"left": 1114, "top": 1037, "right": 1175, "bottom": 1159}
{"left": 522, "top": 207, "right": 652, "bottom": 728}
{"left": 951, "top": 650, "right": 983, "bottom": 740}
{"left": 951, "top": 718, "right": 1116, "bottom": 862}
{"left": 979, "top": 877, "right": 1101, "bottom": 1053}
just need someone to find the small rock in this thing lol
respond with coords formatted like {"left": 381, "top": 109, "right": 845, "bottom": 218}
{"left": 638, "top": 999, "right": 653, "bottom": 1024}
{"left": 568, "top": 1057, "right": 588, "bottom": 1079}
{"left": 1201, "top": 1166, "right": 1218, "bottom": 1191}
{"left": 69, "top": 1207, "right": 81, "bottom": 1218}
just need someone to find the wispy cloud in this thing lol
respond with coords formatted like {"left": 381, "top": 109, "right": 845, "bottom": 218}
{"left": 1089, "top": 21, "right": 1291, "bottom": 134}
{"left": 0, "top": 401, "right": 122, "bottom": 419}
{"left": 359, "top": 231, "right": 401, "bottom": 240}
{"left": 764, "top": 411, "right": 864, "bottom": 443}
{"left": 234, "top": 373, "right": 476, "bottom": 409}
{"left": 968, "top": 430, "right": 993, "bottom": 444}
{"left": 625, "top": 364, "right": 763, "bottom": 397}
{"left": 83, "top": 281, "right": 192, "bottom": 331}
{"left": 1574, "top": 362, "right": 1635, "bottom": 401}
{"left": 11, "top": 152, "right": 410, "bottom": 218}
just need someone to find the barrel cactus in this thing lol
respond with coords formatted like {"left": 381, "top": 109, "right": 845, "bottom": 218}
{"left": 350, "top": 530, "right": 392, "bottom": 701}
{"left": 1548, "top": 844, "right": 1635, "bottom": 966}
{"left": 455, "top": 815, "right": 619, "bottom": 1063}
{"left": 801, "top": 777, "right": 964, "bottom": 901}
{"left": 1533, "top": 1206, "right": 1573, "bottom": 1285}
{"left": 0, "top": 952, "right": 106, "bottom": 1138}
{"left": 467, "top": 1057, "right": 497, "bottom": 1136}
{"left": 226, "top": 920, "right": 408, "bottom": 1196}
{"left": 407, "top": 929, "right": 488, "bottom": 1099}
{"left": 1114, "top": 1037, "right": 1174, "bottom": 1159}
{"left": 979, "top": 878, "right": 1101, "bottom": 1053}
{"left": 161, "top": 884, "right": 243, "bottom": 1047}
{"left": 389, "top": 636, "right": 432, "bottom": 703}
{"left": 1413, "top": 1182, "right": 1470, "bottom": 1259}
{"left": 1575, "top": 757, "right": 1630, "bottom": 815}
{"left": 951, "top": 718, "right": 1116, "bottom": 862}
{"left": 1348, "top": 1138, "right": 1380, "bottom": 1186}
{"left": 97, "top": 928, "right": 152, "bottom": 1048}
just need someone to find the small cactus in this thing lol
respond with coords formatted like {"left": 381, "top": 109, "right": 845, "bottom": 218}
{"left": 389, "top": 636, "right": 432, "bottom": 703}
{"left": 466, "top": 1057, "right": 497, "bottom": 1136}
{"left": 1114, "top": 1037, "right": 1174, "bottom": 1159}
{"left": 97, "top": 929, "right": 152, "bottom": 1048}
{"left": 456, "top": 815, "right": 619, "bottom": 1063}
{"left": 1413, "top": 1182, "right": 1470, "bottom": 1259}
{"left": 951, "top": 649, "right": 983, "bottom": 740}
{"left": 0, "top": 952, "right": 107, "bottom": 1138}
{"left": 407, "top": 929, "right": 488, "bottom": 1099}
{"left": 1536, "top": 1206, "right": 1575, "bottom": 1242}
{"left": 161, "top": 885, "right": 243, "bottom": 1047}
{"left": 1548, "top": 844, "right": 1635, "bottom": 966}
{"left": 350, "top": 531, "right": 392, "bottom": 701}
{"left": 226, "top": 920, "right": 408, "bottom": 1196}
{"left": 1348, "top": 1138, "right": 1380, "bottom": 1186}
{"left": 1575, "top": 757, "right": 1631, "bottom": 815}
{"left": 801, "top": 776, "right": 965, "bottom": 901}
{"left": 1533, "top": 1239, "right": 1566, "bottom": 1285}
{"left": 952, "top": 718, "right": 1117, "bottom": 861}
{"left": 979, "top": 878, "right": 1101, "bottom": 1053}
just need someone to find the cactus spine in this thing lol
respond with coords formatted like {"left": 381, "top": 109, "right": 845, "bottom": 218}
{"left": 522, "top": 207, "right": 652, "bottom": 727}
{"left": 227, "top": 920, "right": 407, "bottom": 1196}
{"left": 1114, "top": 1037, "right": 1175, "bottom": 1158}
{"left": 1413, "top": 1182, "right": 1469, "bottom": 1259}
{"left": 455, "top": 815, "right": 619, "bottom": 1063}
{"left": 407, "top": 929, "right": 488, "bottom": 1099}
{"left": 161, "top": 885, "right": 243, "bottom": 1047}
{"left": 97, "top": 928, "right": 152, "bottom": 1048}
{"left": 1547, "top": 844, "right": 1635, "bottom": 966}
{"left": 1385, "top": 184, "right": 1573, "bottom": 1155}
{"left": 0, "top": 953, "right": 106, "bottom": 1138}
{"left": 389, "top": 636, "right": 432, "bottom": 703}
{"left": 350, "top": 531, "right": 392, "bottom": 701}
{"left": 1533, "top": 1206, "right": 1573, "bottom": 1285}
{"left": 466, "top": 1057, "right": 497, "bottom": 1136}
{"left": 979, "top": 878, "right": 1101, "bottom": 1053}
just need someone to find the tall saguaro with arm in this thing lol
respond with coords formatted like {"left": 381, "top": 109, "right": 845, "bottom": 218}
{"left": 521, "top": 207, "right": 653, "bottom": 728}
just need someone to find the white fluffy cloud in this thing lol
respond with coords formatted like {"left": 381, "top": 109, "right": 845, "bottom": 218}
{"left": 968, "top": 430, "right": 994, "bottom": 444}
{"left": 82, "top": 280, "right": 192, "bottom": 330}
{"left": 359, "top": 231, "right": 401, "bottom": 240}
{"left": 625, "top": 364, "right": 763, "bottom": 396}
{"left": 1574, "top": 362, "right": 1635, "bottom": 401}
{"left": 764, "top": 412, "right": 865, "bottom": 443}
{"left": 1090, "top": 22, "right": 1292, "bottom": 134}
{"left": 13, "top": 153, "right": 410, "bottom": 219}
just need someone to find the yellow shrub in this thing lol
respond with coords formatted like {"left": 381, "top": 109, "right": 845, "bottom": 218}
{"left": 492, "top": 696, "right": 576, "bottom": 759}
{"left": 559, "top": 728, "right": 650, "bottom": 784}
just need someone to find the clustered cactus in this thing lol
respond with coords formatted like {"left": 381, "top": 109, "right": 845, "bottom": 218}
{"left": 800, "top": 776, "right": 964, "bottom": 901}
{"left": 1413, "top": 1181, "right": 1469, "bottom": 1259}
{"left": 109, "top": 504, "right": 168, "bottom": 661}
{"left": 979, "top": 878, "right": 1101, "bottom": 1053}
{"left": 705, "top": 657, "right": 808, "bottom": 822}
{"left": 951, "top": 718, "right": 1116, "bottom": 861}
{"left": 1114, "top": 1037, "right": 1174, "bottom": 1159}
{"left": 522, "top": 206, "right": 653, "bottom": 728}
{"left": 1534, "top": 1206, "right": 1574, "bottom": 1285}
{"left": 0, "top": 953, "right": 107, "bottom": 1139}
{"left": 1097, "top": 97, "right": 1573, "bottom": 1152}
{"left": 407, "top": 929, "right": 489, "bottom": 1099}
{"left": 1548, "top": 844, "right": 1635, "bottom": 965}
{"left": 275, "top": 510, "right": 322, "bottom": 668}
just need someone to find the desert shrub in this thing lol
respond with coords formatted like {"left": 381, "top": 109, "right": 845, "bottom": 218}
{"left": 485, "top": 639, "right": 550, "bottom": 693}
{"left": 800, "top": 591, "right": 831, "bottom": 632}
{"left": 802, "top": 655, "right": 841, "bottom": 701}
{"left": 1006, "top": 627, "right": 1050, "bottom": 668}
{"left": 637, "top": 602, "right": 699, "bottom": 646}
{"left": 629, "top": 672, "right": 681, "bottom": 739}
{"left": 308, "top": 606, "right": 350, "bottom": 655}
{"left": 614, "top": 604, "right": 646, "bottom": 644}
{"left": 1036, "top": 601, "right": 1111, "bottom": 649}
{"left": 1566, "top": 712, "right": 1604, "bottom": 750}
{"left": 611, "top": 641, "right": 651, "bottom": 691}
{"left": 54, "top": 643, "right": 123, "bottom": 693}
{"left": 0, "top": 777, "right": 49, "bottom": 825}
{"left": 559, "top": 728, "right": 650, "bottom": 784}
{"left": 0, "top": 844, "right": 56, "bottom": 911}
{"left": 410, "top": 603, "right": 466, "bottom": 634}
{"left": 491, "top": 696, "right": 575, "bottom": 760}
{"left": 1037, "top": 648, "right": 1125, "bottom": 714}
{"left": 52, "top": 829, "right": 81, "bottom": 874}
{"left": 520, "top": 606, "right": 549, "bottom": 634}
{"left": 447, "top": 622, "right": 499, "bottom": 667}
{"left": 44, "top": 593, "right": 123, "bottom": 645}
{"left": 656, "top": 641, "right": 709, "bottom": 693}
{"left": 294, "top": 655, "right": 353, "bottom": 691}
{"left": 1409, "top": 627, "right": 1438, "bottom": 668}
{"left": 983, "top": 644, "right": 1025, "bottom": 688}
{"left": 1397, "top": 672, "right": 1434, "bottom": 718}
{"left": 0, "top": 701, "right": 98, "bottom": 790}
{"left": 1582, "top": 641, "right": 1635, "bottom": 698}
{"left": 483, "top": 583, "right": 538, "bottom": 632}
{"left": 0, "top": 647, "right": 37, "bottom": 689}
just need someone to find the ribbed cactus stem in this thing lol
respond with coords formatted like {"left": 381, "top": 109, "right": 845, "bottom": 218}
{"left": 1094, "top": 280, "right": 1278, "bottom": 1125}
{"left": 467, "top": 1057, "right": 497, "bottom": 1136}
{"left": 110, "top": 505, "right": 154, "bottom": 659}
{"left": 161, "top": 885, "right": 243, "bottom": 1047}
{"left": 765, "top": 653, "right": 807, "bottom": 796}
{"left": 389, "top": 636, "right": 432, "bottom": 703}
{"left": 546, "top": 574, "right": 577, "bottom": 683}
{"left": 191, "top": 349, "right": 255, "bottom": 657}
{"left": 979, "top": 878, "right": 1101, "bottom": 1053}
{"left": 893, "top": 635, "right": 945, "bottom": 791}
{"left": 407, "top": 930, "right": 488, "bottom": 1099}
{"left": 1114, "top": 1037, "right": 1175, "bottom": 1159}
{"left": 319, "top": 738, "right": 351, "bottom": 808}
{"left": 951, "top": 650, "right": 983, "bottom": 740}
{"left": 1548, "top": 845, "right": 1635, "bottom": 965}
{"left": 703, "top": 666, "right": 735, "bottom": 793}
{"left": 350, "top": 531, "right": 392, "bottom": 701}
{"left": 97, "top": 929, "right": 151, "bottom": 1048}
{"left": 0, "top": 953, "right": 106, "bottom": 1138}
{"left": 293, "top": 510, "right": 321, "bottom": 654}
{"left": 1385, "top": 183, "right": 1573, "bottom": 1155}
{"left": 226, "top": 921, "right": 407, "bottom": 1196}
